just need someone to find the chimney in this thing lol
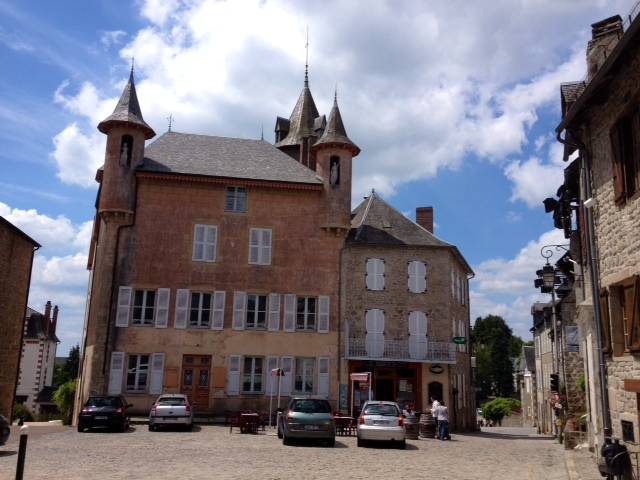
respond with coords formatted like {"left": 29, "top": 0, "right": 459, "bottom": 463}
{"left": 587, "top": 15, "right": 623, "bottom": 82}
{"left": 416, "top": 207, "right": 434, "bottom": 234}
{"left": 52, "top": 305, "right": 59, "bottom": 336}
{"left": 44, "top": 301, "right": 52, "bottom": 335}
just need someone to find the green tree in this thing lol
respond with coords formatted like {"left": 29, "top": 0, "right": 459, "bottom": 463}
{"left": 482, "top": 397, "right": 521, "bottom": 424}
{"left": 53, "top": 379, "right": 77, "bottom": 425}
{"left": 53, "top": 344, "right": 80, "bottom": 387}
{"left": 473, "top": 315, "right": 516, "bottom": 399}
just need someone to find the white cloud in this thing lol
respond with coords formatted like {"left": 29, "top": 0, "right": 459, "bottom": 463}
{"left": 51, "top": 124, "right": 105, "bottom": 188}
{"left": 100, "top": 30, "right": 127, "bottom": 49}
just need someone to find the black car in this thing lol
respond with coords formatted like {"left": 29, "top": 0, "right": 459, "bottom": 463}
{"left": 0, "top": 414, "right": 10, "bottom": 445}
{"left": 77, "top": 395, "right": 133, "bottom": 432}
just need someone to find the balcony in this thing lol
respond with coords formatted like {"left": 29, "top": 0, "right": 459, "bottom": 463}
{"left": 344, "top": 337, "right": 457, "bottom": 364}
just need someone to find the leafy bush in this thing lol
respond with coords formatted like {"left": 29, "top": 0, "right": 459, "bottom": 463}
{"left": 53, "top": 379, "right": 76, "bottom": 425}
{"left": 482, "top": 397, "right": 521, "bottom": 423}
{"left": 12, "top": 403, "right": 35, "bottom": 422}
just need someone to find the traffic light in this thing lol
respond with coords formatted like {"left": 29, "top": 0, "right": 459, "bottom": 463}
{"left": 550, "top": 373, "right": 559, "bottom": 392}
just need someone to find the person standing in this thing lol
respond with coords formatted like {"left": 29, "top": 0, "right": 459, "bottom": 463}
{"left": 434, "top": 400, "right": 449, "bottom": 441}
{"left": 430, "top": 396, "right": 441, "bottom": 438}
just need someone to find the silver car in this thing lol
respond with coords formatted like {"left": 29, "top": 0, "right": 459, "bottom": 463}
{"left": 148, "top": 394, "right": 195, "bottom": 431}
{"left": 356, "top": 400, "right": 406, "bottom": 449}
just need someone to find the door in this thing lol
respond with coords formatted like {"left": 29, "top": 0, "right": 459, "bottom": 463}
{"left": 375, "top": 378, "right": 395, "bottom": 402}
{"left": 180, "top": 355, "right": 211, "bottom": 408}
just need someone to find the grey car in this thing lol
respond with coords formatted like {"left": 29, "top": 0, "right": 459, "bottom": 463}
{"left": 0, "top": 414, "right": 10, "bottom": 445}
{"left": 277, "top": 397, "right": 335, "bottom": 447}
{"left": 148, "top": 394, "right": 195, "bottom": 431}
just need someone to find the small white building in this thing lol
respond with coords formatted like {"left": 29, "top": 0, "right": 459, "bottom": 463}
{"left": 15, "top": 302, "right": 60, "bottom": 415}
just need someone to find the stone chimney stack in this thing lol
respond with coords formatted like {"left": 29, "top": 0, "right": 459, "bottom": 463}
{"left": 416, "top": 207, "right": 434, "bottom": 234}
{"left": 44, "top": 301, "right": 52, "bottom": 334}
{"left": 52, "top": 305, "right": 59, "bottom": 335}
{"left": 587, "top": 15, "right": 623, "bottom": 82}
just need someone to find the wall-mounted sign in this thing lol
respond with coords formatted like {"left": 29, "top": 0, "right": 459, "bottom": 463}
{"left": 430, "top": 365, "right": 444, "bottom": 375}
{"left": 452, "top": 337, "right": 467, "bottom": 344}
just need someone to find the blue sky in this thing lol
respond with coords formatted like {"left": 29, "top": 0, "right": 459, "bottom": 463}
{"left": 1, "top": 0, "right": 637, "bottom": 356}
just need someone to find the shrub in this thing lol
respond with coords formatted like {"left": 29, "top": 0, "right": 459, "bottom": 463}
{"left": 12, "top": 403, "right": 35, "bottom": 423}
{"left": 53, "top": 379, "right": 76, "bottom": 425}
{"left": 482, "top": 397, "right": 521, "bottom": 423}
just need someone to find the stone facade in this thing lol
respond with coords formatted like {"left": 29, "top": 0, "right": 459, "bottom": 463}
{"left": 0, "top": 216, "right": 40, "bottom": 419}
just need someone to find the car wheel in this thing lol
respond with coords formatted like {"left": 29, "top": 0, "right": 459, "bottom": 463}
{"left": 277, "top": 427, "right": 283, "bottom": 439}
{"left": 326, "top": 438, "right": 335, "bottom": 447}
{"left": 119, "top": 421, "right": 126, "bottom": 432}
{"left": 398, "top": 439, "right": 406, "bottom": 450}
{"left": 357, "top": 437, "right": 364, "bottom": 447}
{"left": 148, "top": 424, "right": 155, "bottom": 432}
{"left": 282, "top": 433, "right": 291, "bottom": 446}
{"left": 186, "top": 423, "right": 193, "bottom": 431}
{"left": 77, "top": 425, "right": 84, "bottom": 433}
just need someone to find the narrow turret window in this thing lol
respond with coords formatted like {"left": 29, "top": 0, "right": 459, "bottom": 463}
{"left": 329, "top": 156, "right": 340, "bottom": 185}
{"left": 120, "top": 135, "right": 133, "bottom": 167}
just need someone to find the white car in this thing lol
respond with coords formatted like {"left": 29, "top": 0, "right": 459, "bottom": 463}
{"left": 356, "top": 400, "right": 406, "bottom": 449}
{"left": 149, "top": 394, "right": 195, "bottom": 431}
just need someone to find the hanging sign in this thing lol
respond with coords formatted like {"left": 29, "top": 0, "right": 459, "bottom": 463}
{"left": 429, "top": 365, "right": 444, "bottom": 375}
{"left": 452, "top": 337, "right": 467, "bottom": 344}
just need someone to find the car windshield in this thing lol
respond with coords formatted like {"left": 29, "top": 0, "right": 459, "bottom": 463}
{"left": 158, "top": 397, "right": 186, "bottom": 406}
{"left": 87, "top": 397, "right": 119, "bottom": 407}
{"left": 291, "top": 400, "right": 330, "bottom": 413}
{"left": 363, "top": 404, "right": 398, "bottom": 416}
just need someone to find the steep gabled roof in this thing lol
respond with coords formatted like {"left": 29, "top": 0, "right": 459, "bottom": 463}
{"left": 140, "top": 131, "right": 323, "bottom": 186}
{"left": 275, "top": 73, "right": 322, "bottom": 147}
{"left": 98, "top": 69, "right": 155, "bottom": 140}
{"left": 348, "top": 191, "right": 473, "bottom": 274}
{"left": 312, "top": 95, "right": 360, "bottom": 156}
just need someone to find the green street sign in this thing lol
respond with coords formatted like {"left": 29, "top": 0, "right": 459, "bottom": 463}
{"left": 452, "top": 337, "right": 467, "bottom": 345}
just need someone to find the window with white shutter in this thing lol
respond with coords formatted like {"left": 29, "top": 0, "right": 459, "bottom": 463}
{"left": 116, "top": 287, "right": 132, "bottom": 327}
{"left": 232, "top": 291, "right": 246, "bottom": 330}
{"left": 108, "top": 352, "right": 125, "bottom": 394}
{"left": 249, "top": 228, "right": 272, "bottom": 265}
{"left": 408, "top": 261, "right": 427, "bottom": 293}
{"left": 227, "top": 354, "right": 241, "bottom": 396}
{"left": 283, "top": 294, "right": 296, "bottom": 332}
{"left": 365, "top": 309, "right": 385, "bottom": 357}
{"left": 280, "top": 356, "right": 293, "bottom": 396}
{"left": 212, "top": 291, "right": 226, "bottom": 330}
{"left": 317, "top": 357, "right": 330, "bottom": 397}
{"left": 268, "top": 293, "right": 281, "bottom": 331}
{"left": 366, "top": 258, "right": 385, "bottom": 290}
{"left": 266, "top": 356, "right": 279, "bottom": 396}
{"left": 409, "top": 311, "right": 428, "bottom": 359}
{"left": 149, "top": 353, "right": 165, "bottom": 394}
{"left": 174, "top": 289, "right": 189, "bottom": 329}
{"left": 155, "top": 288, "right": 170, "bottom": 328}
{"left": 193, "top": 224, "right": 217, "bottom": 262}
{"left": 318, "top": 296, "right": 330, "bottom": 333}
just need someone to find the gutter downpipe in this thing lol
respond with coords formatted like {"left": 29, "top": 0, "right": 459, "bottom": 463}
{"left": 556, "top": 130, "right": 611, "bottom": 433}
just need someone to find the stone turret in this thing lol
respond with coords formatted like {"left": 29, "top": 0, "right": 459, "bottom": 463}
{"left": 587, "top": 15, "right": 623, "bottom": 82}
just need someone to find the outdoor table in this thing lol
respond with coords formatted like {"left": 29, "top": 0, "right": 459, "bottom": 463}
{"left": 240, "top": 413, "right": 260, "bottom": 434}
{"left": 334, "top": 416, "right": 355, "bottom": 436}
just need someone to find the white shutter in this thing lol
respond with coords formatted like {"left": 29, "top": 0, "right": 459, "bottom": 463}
{"left": 376, "top": 259, "right": 385, "bottom": 290}
{"left": 174, "top": 289, "right": 189, "bottom": 329}
{"left": 366, "top": 259, "right": 384, "bottom": 290}
{"left": 227, "top": 354, "right": 241, "bottom": 396}
{"left": 408, "top": 261, "right": 426, "bottom": 293}
{"left": 317, "top": 357, "right": 330, "bottom": 398}
{"left": 249, "top": 229, "right": 260, "bottom": 264}
{"left": 193, "top": 224, "right": 205, "bottom": 261}
{"left": 107, "top": 352, "right": 125, "bottom": 394}
{"left": 366, "top": 309, "right": 384, "bottom": 357}
{"left": 232, "top": 291, "right": 246, "bottom": 330}
{"left": 205, "top": 226, "right": 217, "bottom": 262}
{"left": 409, "top": 311, "right": 428, "bottom": 359}
{"left": 318, "top": 296, "right": 330, "bottom": 333}
{"left": 266, "top": 356, "right": 279, "bottom": 396}
{"left": 212, "top": 291, "right": 226, "bottom": 330}
{"left": 268, "top": 293, "right": 281, "bottom": 331}
{"left": 149, "top": 353, "right": 165, "bottom": 394}
{"left": 283, "top": 294, "right": 296, "bottom": 332}
{"left": 261, "top": 229, "right": 272, "bottom": 265}
{"left": 115, "top": 286, "right": 132, "bottom": 327}
{"left": 280, "top": 356, "right": 293, "bottom": 396}
{"left": 155, "top": 288, "right": 170, "bottom": 328}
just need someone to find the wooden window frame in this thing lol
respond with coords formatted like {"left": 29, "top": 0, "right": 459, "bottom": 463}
{"left": 225, "top": 186, "right": 246, "bottom": 212}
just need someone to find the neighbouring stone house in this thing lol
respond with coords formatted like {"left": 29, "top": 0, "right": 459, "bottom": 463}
{"left": 0, "top": 216, "right": 41, "bottom": 420}
{"left": 75, "top": 64, "right": 473, "bottom": 423}
{"left": 550, "top": 8, "right": 640, "bottom": 458}
{"left": 519, "top": 346, "right": 536, "bottom": 428}
{"left": 15, "top": 302, "right": 60, "bottom": 415}
{"left": 342, "top": 193, "right": 474, "bottom": 430}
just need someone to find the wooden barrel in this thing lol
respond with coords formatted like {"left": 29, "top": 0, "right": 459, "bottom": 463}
{"left": 419, "top": 413, "right": 436, "bottom": 438}
{"left": 404, "top": 416, "right": 419, "bottom": 440}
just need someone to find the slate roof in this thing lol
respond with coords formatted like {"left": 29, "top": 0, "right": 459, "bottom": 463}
{"left": 312, "top": 96, "right": 360, "bottom": 156}
{"left": 98, "top": 69, "right": 155, "bottom": 140}
{"left": 348, "top": 191, "right": 474, "bottom": 274}
{"left": 523, "top": 346, "right": 536, "bottom": 373}
{"left": 140, "top": 131, "right": 323, "bottom": 185}
{"left": 275, "top": 73, "right": 322, "bottom": 147}
{"left": 25, "top": 313, "right": 59, "bottom": 342}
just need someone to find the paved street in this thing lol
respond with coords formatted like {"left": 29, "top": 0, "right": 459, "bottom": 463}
{"left": 0, "top": 423, "right": 601, "bottom": 479}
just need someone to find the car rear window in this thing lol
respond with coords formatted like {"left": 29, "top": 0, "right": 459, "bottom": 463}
{"left": 158, "top": 397, "right": 186, "bottom": 406}
{"left": 87, "top": 397, "right": 120, "bottom": 407}
{"left": 363, "top": 404, "right": 399, "bottom": 416}
{"left": 291, "top": 400, "right": 331, "bottom": 413}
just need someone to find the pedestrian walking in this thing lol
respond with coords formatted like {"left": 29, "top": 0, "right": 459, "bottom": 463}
{"left": 434, "top": 400, "right": 449, "bottom": 441}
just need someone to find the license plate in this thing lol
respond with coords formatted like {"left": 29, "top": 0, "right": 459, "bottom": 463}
{"left": 95, "top": 416, "right": 108, "bottom": 420}
{"left": 373, "top": 420, "right": 389, "bottom": 425}
{"left": 163, "top": 417, "right": 177, "bottom": 421}
{"left": 304, "top": 424, "right": 320, "bottom": 430}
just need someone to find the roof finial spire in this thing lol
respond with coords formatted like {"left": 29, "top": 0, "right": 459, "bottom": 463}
{"left": 131, "top": 56, "right": 135, "bottom": 73}
{"left": 167, "top": 113, "right": 173, "bottom": 132}
{"left": 335, "top": 83, "right": 338, "bottom": 100}
{"left": 261, "top": 123, "right": 264, "bottom": 141}
{"left": 304, "top": 26, "right": 309, "bottom": 87}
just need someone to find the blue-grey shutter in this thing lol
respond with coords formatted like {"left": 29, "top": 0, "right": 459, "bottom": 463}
{"left": 107, "top": 352, "right": 125, "bottom": 394}
{"left": 280, "top": 356, "right": 293, "bottom": 396}
{"left": 193, "top": 225, "right": 205, "bottom": 261}
{"left": 212, "top": 291, "right": 226, "bottom": 330}
{"left": 232, "top": 291, "right": 246, "bottom": 330}
{"left": 149, "top": 353, "right": 165, "bottom": 394}
{"left": 283, "top": 294, "right": 296, "bottom": 332}
{"left": 174, "top": 289, "right": 189, "bottom": 329}
{"left": 155, "top": 288, "right": 170, "bottom": 328}
{"left": 317, "top": 357, "right": 330, "bottom": 397}
{"left": 318, "top": 296, "right": 330, "bottom": 333}
{"left": 268, "top": 293, "right": 281, "bottom": 331}
{"left": 115, "top": 286, "right": 132, "bottom": 327}
{"left": 227, "top": 354, "right": 241, "bottom": 396}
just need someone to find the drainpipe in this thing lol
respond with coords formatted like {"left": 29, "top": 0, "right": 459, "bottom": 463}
{"left": 555, "top": 130, "right": 611, "bottom": 433}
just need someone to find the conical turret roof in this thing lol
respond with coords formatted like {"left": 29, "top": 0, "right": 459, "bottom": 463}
{"left": 275, "top": 71, "right": 321, "bottom": 147}
{"left": 98, "top": 69, "right": 155, "bottom": 139}
{"left": 312, "top": 94, "right": 360, "bottom": 156}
